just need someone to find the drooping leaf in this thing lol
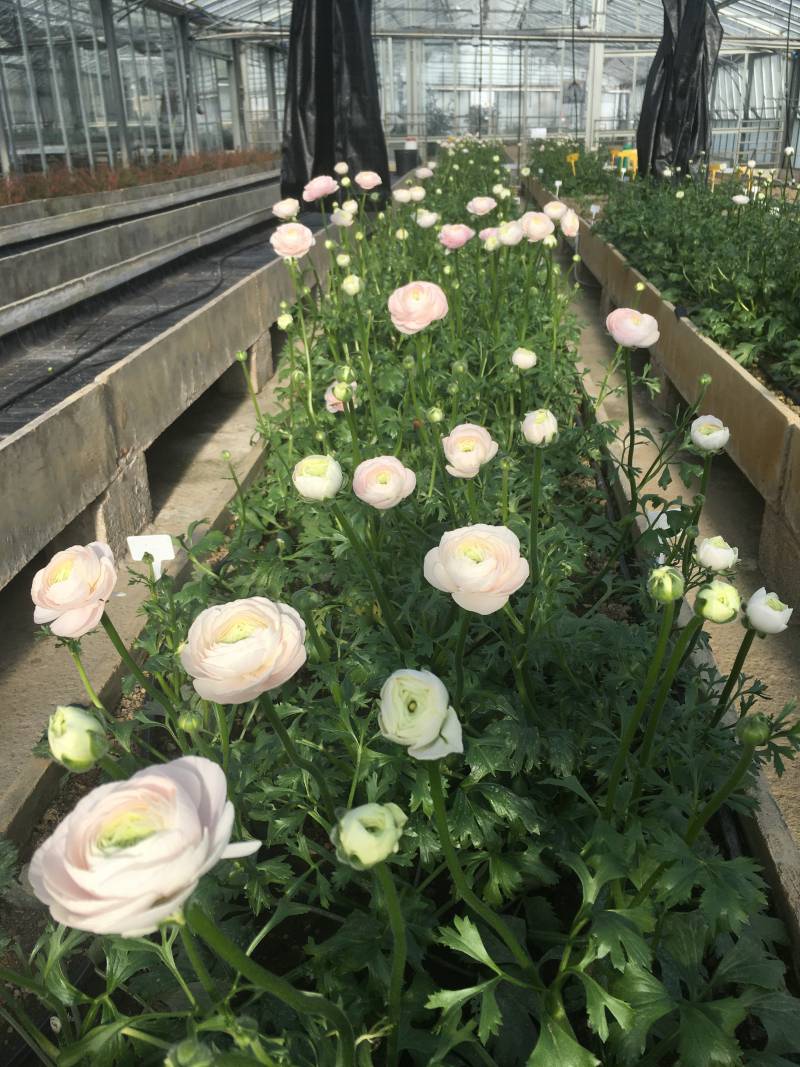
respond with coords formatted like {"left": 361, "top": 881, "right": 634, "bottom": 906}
{"left": 526, "top": 1016, "right": 601, "bottom": 1067}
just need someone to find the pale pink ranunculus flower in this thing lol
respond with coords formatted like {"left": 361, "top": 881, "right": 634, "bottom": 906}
{"left": 302, "top": 174, "right": 339, "bottom": 201}
{"left": 479, "top": 226, "right": 499, "bottom": 241}
{"left": 325, "top": 381, "right": 357, "bottom": 413}
{"left": 606, "top": 307, "right": 660, "bottom": 348}
{"left": 543, "top": 200, "right": 568, "bottom": 221}
{"left": 388, "top": 281, "right": 449, "bottom": 334}
{"left": 331, "top": 208, "right": 354, "bottom": 228}
{"left": 269, "top": 222, "right": 315, "bottom": 260}
{"left": 439, "top": 223, "right": 475, "bottom": 250}
{"left": 393, "top": 188, "right": 412, "bottom": 204}
{"left": 272, "top": 197, "right": 300, "bottom": 220}
{"left": 408, "top": 185, "right": 426, "bottom": 202}
{"left": 520, "top": 211, "right": 555, "bottom": 242}
{"left": 415, "top": 166, "right": 434, "bottom": 179}
{"left": 467, "top": 196, "right": 497, "bottom": 216}
{"left": 180, "top": 597, "right": 306, "bottom": 704}
{"left": 415, "top": 209, "right": 439, "bottom": 228}
{"left": 560, "top": 208, "right": 580, "bottom": 237}
{"left": 442, "top": 423, "right": 499, "bottom": 479}
{"left": 497, "top": 220, "right": 524, "bottom": 246}
{"left": 31, "top": 542, "right": 116, "bottom": 639}
{"left": 28, "top": 756, "right": 260, "bottom": 936}
{"left": 424, "top": 525, "right": 530, "bottom": 615}
{"left": 352, "top": 456, "right": 416, "bottom": 510}
{"left": 355, "top": 170, "right": 382, "bottom": 191}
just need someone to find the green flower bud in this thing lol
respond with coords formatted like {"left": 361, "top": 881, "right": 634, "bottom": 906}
{"left": 699, "top": 373, "right": 712, "bottom": 387}
{"left": 402, "top": 354, "right": 416, "bottom": 371}
{"left": 48, "top": 706, "right": 107, "bottom": 773}
{"left": 336, "top": 364, "right": 355, "bottom": 382}
{"left": 635, "top": 281, "right": 646, "bottom": 292}
{"left": 695, "top": 579, "right": 741, "bottom": 624}
{"left": 452, "top": 360, "right": 467, "bottom": 375}
{"left": 221, "top": 450, "right": 232, "bottom": 461}
{"left": 276, "top": 313, "right": 293, "bottom": 330}
{"left": 427, "top": 406, "right": 444, "bottom": 423}
{"left": 235, "top": 350, "right": 248, "bottom": 363}
{"left": 332, "top": 381, "right": 350, "bottom": 401}
{"left": 446, "top": 382, "right": 459, "bottom": 396}
{"left": 736, "top": 713, "right": 771, "bottom": 747}
{"left": 177, "top": 710, "right": 202, "bottom": 733}
{"left": 164, "top": 1039, "right": 215, "bottom": 1067}
{"left": 647, "top": 565, "right": 685, "bottom": 603}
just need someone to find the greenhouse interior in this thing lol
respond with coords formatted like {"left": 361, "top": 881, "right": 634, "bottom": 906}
{"left": 2, "top": 1, "right": 800, "bottom": 1065}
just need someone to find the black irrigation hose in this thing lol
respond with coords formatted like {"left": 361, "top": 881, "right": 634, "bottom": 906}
{"left": 0, "top": 229, "right": 281, "bottom": 416}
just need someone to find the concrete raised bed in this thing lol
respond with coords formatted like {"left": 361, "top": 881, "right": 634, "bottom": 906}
{"left": 0, "top": 173, "right": 280, "bottom": 337}
{"left": 524, "top": 176, "right": 800, "bottom": 606}
{"left": 0, "top": 228, "right": 330, "bottom": 591}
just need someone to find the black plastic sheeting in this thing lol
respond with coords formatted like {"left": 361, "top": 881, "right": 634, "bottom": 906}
{"left": 280, "top": 0, "right": 390, "bottom": 200}
{"left": 637, "top": 0, "right": 723, "bottom": 179}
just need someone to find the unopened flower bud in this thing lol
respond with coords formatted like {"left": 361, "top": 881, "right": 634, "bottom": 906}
{"left": 324, "top": 239, "right": 335, "bottom": 250}
{"left": 635, "top": 282, "right": 645, "bottom": 292}
{"left": 648, "top": 565, "right": 684, "bottom": 603}
{"left": 699, "top": 374, "right": 712, "bottom": 387}
{"left": 341, "top": 274, "right": 362, "bottom": 296}
{"left": 164, "top": 1038, "right": 215, "bottom": 1067}
{"left": 332, "top": 382, "right": 350, "bottom": 402}
{"left": 543, "top": 234, "right": 557, "bottom": 248}
{"left": 336, "top": 253, "right": 351, "bottom": 267}
{"left": 336, "top": 364, "right": 355, "bottom": 382}
{"left": 235, "top": 350, "right": 248, "bottom": 363}
{"left": 178, "top": 709, "right": 203, "bottom": 733}
{"left": 737, "top": 713, "right": 771, "bottom": 747}
{"left": 341, "top": 176, "right": 352, "bottom": 187}
{"left": 277, "top": 313, "right": 293, "bottom": 330}
{"left": 402, "top": 354, "right": 416, "bottom": 370}
{"left": 48, "top": 706, "right": 107, "bottom": 773}
{"left": 355, "top": 231, "right": 364, "bottom": 241}
{"left": 695, "top": 580, "right": 741, "bottom": 624}
{"left": 427, "top": 406, "right": 444, "bottom": 423}
{"left": 447, "top": 382, "right": 459, "bottom": 396}
{"left": 452, "top": 360, "right": 466, "bottom": 375}
{"left": 222, "top": 450, "right": 232, "bottom": 461}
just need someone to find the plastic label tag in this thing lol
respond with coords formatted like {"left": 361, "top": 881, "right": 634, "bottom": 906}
{"left": 127, "top": 534, "right": 175, "bottom": 580}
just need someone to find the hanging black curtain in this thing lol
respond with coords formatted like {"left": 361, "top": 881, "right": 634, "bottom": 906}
{"left": 280, "top": 0, "right": 390, "bottom": 199}
{"left": 636, "top": 0, "right": 723, "bottom": 178}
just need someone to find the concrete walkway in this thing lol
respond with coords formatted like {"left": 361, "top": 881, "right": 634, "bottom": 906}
{"left": 571, "top": 272, "right": 800, "bottom": 842}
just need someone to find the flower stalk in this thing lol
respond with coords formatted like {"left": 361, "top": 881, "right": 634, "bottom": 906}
{"left": 374, "top": 863, "right": 406, "bottom": 1067}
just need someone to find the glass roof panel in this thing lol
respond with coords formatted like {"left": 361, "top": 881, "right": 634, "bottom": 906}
{"left": 169, "top": 0, "right": 800, "bottom": 40}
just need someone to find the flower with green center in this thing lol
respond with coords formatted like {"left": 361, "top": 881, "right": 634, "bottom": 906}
{"left": 746, "top": 586, "right": 793, "bottom": 635}
{"left": 292, "top": 454, "right": 344, "bottom": 501}
{"left": 695, "top": 579, "right": 741, "bottom": 624}
{"left": 331, "top": 803, "right": 407, "bottom": 869}
{"left": 379, "top": 669, "right": 462, "bottom": 760}
{"left": 424, "top": 524, "right": 530, "bottom": 615}
{"left": 442, "top": 423, "right": 498, "bottom": 478}
{"left": 521, "top": 409, "right": 558, "bottom": 446}
{"left": 695, "top": 535, "right": 738, "bottom": 572}
{"left": 690, "top": 414, "right": 730, "bottom": 453}
{"left": 48, "top": 705, "right": 107, "bottom": 773}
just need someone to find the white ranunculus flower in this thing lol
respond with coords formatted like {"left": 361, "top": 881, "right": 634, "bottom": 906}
{"left": 341, "top": 274, "right": 362, "bottom": 296}
{"left": 342, "top": 199, "right": 359, "bottom": 215}
{"left": 521, "top": 409, "right": 558, "bottom": 446}
{"left": 292, "top": 455, "right": 344, "bottom": 500}
{"left": 408, "top": 185, "right": 426, "bottom": 202}
{"left": 512, "top": 347, "right": 537, "bottom": 370}
{"left": 415, "top": 209, "right": 439, "bottom": 228}
{"left": 336, "top": 253, "right": 351, "bottom": 267}
{"left": 277, "top": 313, "right": 293, "bottom": 330}
{"left": 331, "top": 208, "right": 354, "bottom": 228}
{"left": 48, "top": 706, "right": 108, "bottom": 773}
{"left": 746, "top": 587, "right": 793, "bottom": 634}
{"left": 690, "top": 415, "right": 730, "bottom": 453}
{"left": 331, "top": 803, "right": 407, "bottom": 869}
{"left": 379, "top": 669, "right": 462, "bottom": 759}
{"left": 695, "top": 535, "right": 738, "bottom": 572}
{"left": 334, "top": 161, "right": 349, "bottom": 175}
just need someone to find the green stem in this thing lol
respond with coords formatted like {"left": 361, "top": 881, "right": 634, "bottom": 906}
{"left": 68, "top": 645, "right": 108, "bottom": 717}
{"left": 343, "top": 397, "right": 362, "bottom": 466}
{"left": 710, "top": 628, "right": 756, "bottom": 728}
{"left": 623, "top": 348, "right": 638, "bottom": 508}
{"left": 464, "top": 479, "right": 480, "bottom": 523}
{"left": 179, "top": 922, "right": 217, "bottom": 1002}
{"left": 100, "top": 614, "right": 176, "bottom": 720}
{"left": 427, "top": 763, "right": 542, "bottom": 989}
{"left": 261, "top": 693, "right": 335, "bottom": 821}
{"left": 330, "top": 502, "right": 409, "bottom": 649}
{"left": 604, "top": 600, "right": 676, "bottom": 818}
{"left": 374, "top": 864, "right": 406, "bottom": 1067}
{"left": 680, "top": 453, "right": 713, "bottom": 575}
{"left": 528, "top": 448, "right": 543, "bottom": 583}
{"left": 631, "top": 615, "right": 704, "bottom": 803}
{"left": 211, "top": 702, "right": 231, "bottom": 775}
{"left": 186, "top": 902, "right": 355, "bottom": 1067}
{"left": 453, "top": 612, "right": 469, "bottom": 712}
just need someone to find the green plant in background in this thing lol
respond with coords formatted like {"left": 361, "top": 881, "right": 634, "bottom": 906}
{"left": 596, "top": 169, "right": 800, "bottom": 396}
{"left": 1, "top": 142, "right": 798, "bottom": 1066}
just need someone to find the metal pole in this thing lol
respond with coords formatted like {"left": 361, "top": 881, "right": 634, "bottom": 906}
{"left": 584, "top": 0, "right": 608, "bottom": 150}
{"left": 41, "top": 0, "right": 73, "bottom": 170}
{"left": 99, "top": 0, "right": 131, "bottom": 166}
{"left": 231, "top": 39, "right": 247, "bottom": 148}
{"left": 156, "top": 9, "right": 178, "bottom": 160}
{"left": 65, "top": 0, "right": 96, "bottom": 171}
{"left": 178, "top": 15, "right": 199, "bottom": 155}
{"left": 14, "top": 0, "right": 48, "bottom": 171}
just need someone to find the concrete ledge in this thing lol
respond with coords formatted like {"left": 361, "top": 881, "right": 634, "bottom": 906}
{"left": 0, "top": 168, "right": 278, "bottom": 249}
{"left": 0, "top": 180, "right": 281, "bottom": 335}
